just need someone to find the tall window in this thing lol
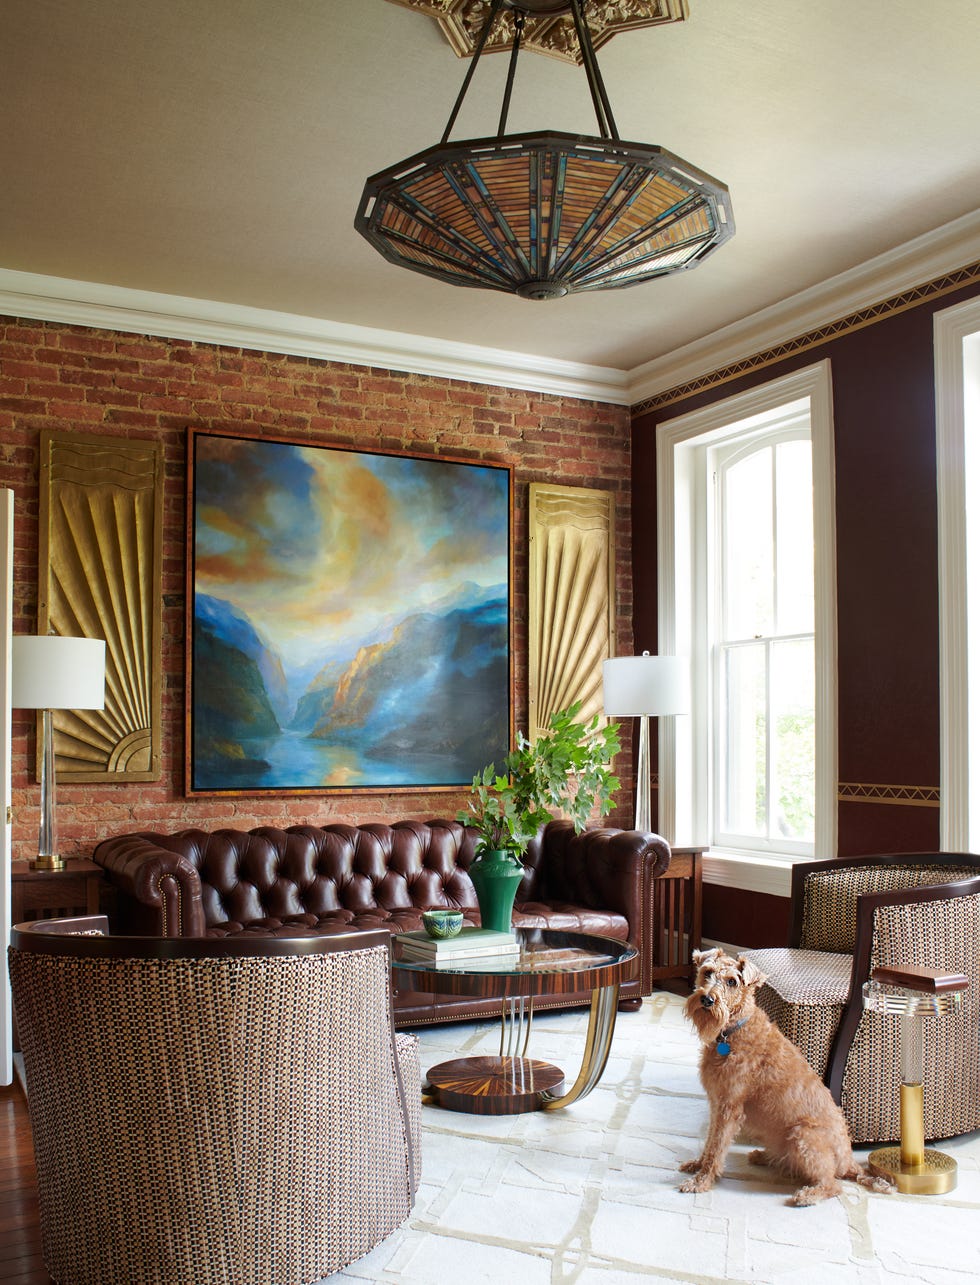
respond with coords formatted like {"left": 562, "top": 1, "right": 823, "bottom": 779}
{"left": 713, "top": 431, "right": 814, "bottom": 855}
{"left": 657, "top": 362, "right": 836, "bottom": 890}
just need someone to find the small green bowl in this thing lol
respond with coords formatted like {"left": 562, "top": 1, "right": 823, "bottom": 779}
{"left": 422, "top": 909, "right": 464, "bottom": 939}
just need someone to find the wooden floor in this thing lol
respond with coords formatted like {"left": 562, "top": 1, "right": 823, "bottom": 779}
{"left": 0, "top": 1085, "right": 50, "bottom": 1284}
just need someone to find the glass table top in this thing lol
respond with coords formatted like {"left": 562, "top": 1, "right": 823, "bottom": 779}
{"left": 391, "top": 927, "right": 636, "bottom": 979}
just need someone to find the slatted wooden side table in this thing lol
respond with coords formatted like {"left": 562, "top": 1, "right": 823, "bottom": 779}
{"left": 651, "top": 845, "right": 704, "bottom": 985}
{"left": 11, "top": 858, "right": 104, "bottom": 926}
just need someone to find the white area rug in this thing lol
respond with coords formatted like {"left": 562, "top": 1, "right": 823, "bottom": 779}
{"left": 333, "top": 992, "right": 980, "bottom": 1284}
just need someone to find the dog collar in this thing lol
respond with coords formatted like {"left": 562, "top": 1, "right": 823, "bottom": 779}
{"left": 715, "top": 1017, "right": 748, "bottom": 1056}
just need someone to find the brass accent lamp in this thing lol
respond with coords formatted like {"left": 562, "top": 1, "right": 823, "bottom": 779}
{"left": 11, "top": 636, "right": 106, "bottom": 871}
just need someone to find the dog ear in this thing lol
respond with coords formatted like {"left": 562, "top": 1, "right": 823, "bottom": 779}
{"left": 692, "top": 947, "right": 721, "bottom": 967}
{"left": 736, "top": 955, "right": 768, "bottom": 987}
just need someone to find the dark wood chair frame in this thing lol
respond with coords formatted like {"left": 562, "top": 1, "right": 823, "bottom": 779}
{"left": 783, "top": 853, "right": 980, "bottom": 1105}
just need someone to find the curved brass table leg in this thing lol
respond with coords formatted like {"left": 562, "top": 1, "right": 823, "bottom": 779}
{"left": 539, "top": 982, "right": 620, "bottom": 1110}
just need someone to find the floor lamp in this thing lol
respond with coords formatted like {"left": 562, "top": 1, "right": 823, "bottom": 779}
{"left": 602, "top": 652, "right": 688, "bottom": 833}
{"left": 11, "top": 636, "right": 106, "bottom": 871}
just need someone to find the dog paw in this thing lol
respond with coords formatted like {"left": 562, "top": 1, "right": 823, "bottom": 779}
{"left": 747, "top": 1148, "right": 770, "bottom": 1167}
{"left": 788, "top": 1184, "right": 838, "bottom": 1207}
{"left": 680, "top": 1174, "right": 715, "bottom": 1194}
{"left": 788, "top": 1187, "right": 820, "bottom": 1206}
{"left": 857, "top": 1173, "right": 895, "bottom": 1195}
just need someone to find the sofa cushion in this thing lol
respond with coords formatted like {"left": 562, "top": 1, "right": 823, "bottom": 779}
{"left": 204, "top": 903, "right": 628, "bottom": 942}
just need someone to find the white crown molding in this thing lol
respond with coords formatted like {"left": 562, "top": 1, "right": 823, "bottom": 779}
{"left": 627, "top": 210, "right": 980, "bottom": 406}
{"left": 4, "top": 210, "right": 977, "bottom": 410}
{"left": 0, "top": 269, "right": 631, "bottom": 406}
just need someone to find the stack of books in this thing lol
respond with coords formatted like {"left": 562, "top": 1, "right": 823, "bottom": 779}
{"left": 396, "top": 926, "right": 520, "bottom": 968}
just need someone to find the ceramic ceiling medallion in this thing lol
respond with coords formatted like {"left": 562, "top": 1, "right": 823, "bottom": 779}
{"left": 384, "top": 0, "right": 688, "bottom": 64}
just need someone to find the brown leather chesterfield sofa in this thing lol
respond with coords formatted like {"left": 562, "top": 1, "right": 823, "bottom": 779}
{"left": 92, "top": 817, "right": 672, "bottom": 1028}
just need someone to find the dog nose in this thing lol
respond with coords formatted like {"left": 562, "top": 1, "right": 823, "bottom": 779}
{"left": 700, "top": 994, "right": 715, "bottom": 1009}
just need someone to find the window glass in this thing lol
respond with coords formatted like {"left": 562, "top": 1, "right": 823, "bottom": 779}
{"left": 775, "top": 439, "right": 814, "bottom": 635}
{"left": 771, "top": 637, "right": 815, "bottom": 842}
{"left": 723, "top": 447, "right": 773, "bottom": 639}
{"left": 721, "top": 641, "right": 766, "bottom": 836}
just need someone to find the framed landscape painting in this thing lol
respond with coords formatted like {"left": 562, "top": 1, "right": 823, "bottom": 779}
{"left": 185, "top": 429, "right": 512, "bottom": 795}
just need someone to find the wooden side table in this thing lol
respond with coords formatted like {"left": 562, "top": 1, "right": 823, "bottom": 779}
{"left": 11, "top": 858, "right": 104, "bottom": 926}
{"left": 651, "top": 845, "right": 703, "bottom": 985}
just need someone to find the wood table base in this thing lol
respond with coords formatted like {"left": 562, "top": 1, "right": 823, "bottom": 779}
{"left": 424, "top": 1055, "right": 565, "bottom": 1115}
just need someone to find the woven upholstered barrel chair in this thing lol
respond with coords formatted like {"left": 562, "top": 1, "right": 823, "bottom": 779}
{"left": 9, "top": 917, "right": 421, "bottom": 1285}
{"left": 744, "top": 855, "right": 980, "bottom": 1145}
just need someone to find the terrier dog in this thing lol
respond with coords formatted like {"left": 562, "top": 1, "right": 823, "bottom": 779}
{"left": 680, "top": 948, "right": 892, "bottom": 1206}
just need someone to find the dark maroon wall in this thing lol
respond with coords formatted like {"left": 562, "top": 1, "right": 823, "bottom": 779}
{"left": 703, "top": 884, "right": 791, "bottom": 949}
{"left": 633, "top": 277, "right": 980, "bottom": 945}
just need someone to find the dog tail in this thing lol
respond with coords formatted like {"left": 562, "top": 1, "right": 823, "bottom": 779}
{"left": 843, "top": 1160, "right": 894, "bottom": 1194}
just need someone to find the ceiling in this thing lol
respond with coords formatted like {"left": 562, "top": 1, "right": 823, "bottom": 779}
{"left": 3, "top": 0, "right": 979, "bottom": 384}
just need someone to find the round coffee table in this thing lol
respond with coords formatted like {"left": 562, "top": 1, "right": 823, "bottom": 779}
{"left": 392, "top": 927, "right": 637, "bottom": 1114}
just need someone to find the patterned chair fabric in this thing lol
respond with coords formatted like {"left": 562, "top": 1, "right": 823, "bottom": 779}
{"left": 9, "top": 919, "right": 420, "bottom": 1285}
{"left": 744, "top": 854, "right": 980, "bottom": 1145}
{"left": 747, "top": 947, "right": 851, "bottom": 1079}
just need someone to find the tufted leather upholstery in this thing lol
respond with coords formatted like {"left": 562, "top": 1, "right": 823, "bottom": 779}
{"left": 93, "top": 817, "right": 672, "bottom": 1027}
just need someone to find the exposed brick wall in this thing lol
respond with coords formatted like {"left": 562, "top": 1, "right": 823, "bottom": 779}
{"left": 1, "top": 317, "right": 635, "bottom": 856}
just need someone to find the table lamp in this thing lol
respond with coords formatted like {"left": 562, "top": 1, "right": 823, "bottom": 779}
{"left": 11, "top": 635, "right": 106, "bottom": 871}
{"left": 602, "top": 651, "right": 688, "bottom": 833}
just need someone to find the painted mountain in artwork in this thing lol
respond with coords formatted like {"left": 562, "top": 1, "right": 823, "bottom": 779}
{"left": 192, "top": 594, "right": 283, "bottom": 786}
{"left": 304, "top": 598, "right": 509, "bottom": 770}
{"left": 192, "top": 590, "right": 509, "bottom": 789}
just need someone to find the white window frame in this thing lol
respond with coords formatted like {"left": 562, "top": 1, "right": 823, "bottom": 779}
{"left": 935, "top": 295, "right": 980, "bottom": 851}
{"left": 656, "top": 360, "right": 838, "bottom": 897}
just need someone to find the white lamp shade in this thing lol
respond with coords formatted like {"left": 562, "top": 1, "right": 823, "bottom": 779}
{"left": 602, "top": 654, "right": 689, "bottom": 717}
{"left": 12, "top": 636, "right": 106, "bottom": 711}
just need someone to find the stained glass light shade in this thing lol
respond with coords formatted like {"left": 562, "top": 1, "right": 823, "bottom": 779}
{"left": 356, "top": 129, "right": 733, "bottom": 300}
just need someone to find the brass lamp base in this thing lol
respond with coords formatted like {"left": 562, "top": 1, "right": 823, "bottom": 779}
{"left": 29, "top": 854, "right": 67, "bottom": 872}
{"left": 868, "top": 1146, "right": 958, "bottom": 1195}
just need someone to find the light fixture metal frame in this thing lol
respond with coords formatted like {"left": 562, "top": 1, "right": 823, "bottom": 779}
{"left": 356, "top": 0, "right": 734, "bottom": 300}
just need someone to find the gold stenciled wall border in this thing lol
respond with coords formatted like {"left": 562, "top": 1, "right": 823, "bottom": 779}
{"left": 634, "top": 260, "right": 980, "bottom": 415}
{"left": 38, "top": 430, "right": 163, "bottom": 782}
{"left": 837, "top": 782, "right": 940, "bottom": 808}
{"left": 528, "top": 482, "right": 615, "bottom": 742}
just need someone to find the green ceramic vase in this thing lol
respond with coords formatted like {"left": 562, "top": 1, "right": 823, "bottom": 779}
{"left": 468, "top": 847, "right": 525, "bottom": 934}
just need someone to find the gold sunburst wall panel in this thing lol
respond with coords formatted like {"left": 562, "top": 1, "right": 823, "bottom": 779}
{"left": 528, "top": 482, "right": 615, "bottom": 741}
{"left": 38, "top": 431, "right": 164, "bottom": 782}
{"left": 385, "top": 0, "right": 688, "bottom": 64}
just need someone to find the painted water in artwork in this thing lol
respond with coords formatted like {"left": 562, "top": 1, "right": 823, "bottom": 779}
{"left": 189, "top": 433, "right": 511, "bottom": 792}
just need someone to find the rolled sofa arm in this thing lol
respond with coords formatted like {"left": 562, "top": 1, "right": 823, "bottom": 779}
{"left": 530, "top": 820, "right": 672, "bottom": 995}
{"left": 92, "top": 833, "right": 207, "bottom": 937}
{"left": 536, "top": 820, "right": 671, "bottom": 913}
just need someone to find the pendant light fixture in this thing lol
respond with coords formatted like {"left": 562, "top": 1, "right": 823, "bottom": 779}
{"left": 355, "top": 0, "right": 733, "bottom": 300}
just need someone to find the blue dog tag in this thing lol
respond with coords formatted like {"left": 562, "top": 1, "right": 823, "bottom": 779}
{"left": 716, "top": 1040, "right": 731, "bottom": 1056}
